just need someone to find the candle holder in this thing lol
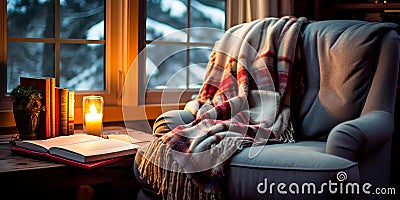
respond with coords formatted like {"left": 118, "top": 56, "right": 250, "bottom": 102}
{"left": 83, "top": 96, "right": 103, "bottom": 137}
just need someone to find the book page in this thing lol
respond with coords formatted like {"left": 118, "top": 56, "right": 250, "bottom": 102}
{"left": 15, "top": 134, "right": 104, "bottom": 153}
{"left": 103, "top": 128, "right": 155, "bottom": 144}
{"left": 49, "top": 139, "right": 139, "bottom": 163}
{"left": 107, "top": 134, "right": 141, "bottom": 143}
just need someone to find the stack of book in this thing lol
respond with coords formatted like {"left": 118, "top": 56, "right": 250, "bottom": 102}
{"left": 19, "top": 77, "right": 75, "bottom": 139}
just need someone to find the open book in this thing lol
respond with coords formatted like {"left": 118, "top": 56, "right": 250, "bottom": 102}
{"left": 13, "top": 134, "right": 139, "bottom": 164}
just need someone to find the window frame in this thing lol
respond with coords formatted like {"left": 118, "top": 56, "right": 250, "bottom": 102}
{"left": 139, "top": 0, "right": 227, "bottom": 105}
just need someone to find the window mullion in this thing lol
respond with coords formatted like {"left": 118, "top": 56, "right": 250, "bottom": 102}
{"left": 55, "top": 0, "right": 61, "bottom": 86}
{"left": 7, "top": 38, "right": 56, "bottom": 43}
{"left": 59, "top": 39, "right": 105, "bottom": 44}
{"left": 147, "top": 40, "right": 214, "bottom": 47}
{"left": 186, "top": 0, "right": 191, "bottom": 89}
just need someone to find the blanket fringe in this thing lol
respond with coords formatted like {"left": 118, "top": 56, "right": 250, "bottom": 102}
{"left": 138, "top": 138, "right": 224, "bottom": 200}
{"left": 280, "top": 121, "right": 295, "bottom": 143}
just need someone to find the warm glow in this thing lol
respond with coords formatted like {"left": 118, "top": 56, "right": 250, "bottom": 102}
{"left": 90, "top": 104, "right": 97, "bottom": 114}
{"left": 83, "top": 96, "right": 104, "bottom": 137}
{"left": 85, "top": 107, "right": 103, "bottom": 137}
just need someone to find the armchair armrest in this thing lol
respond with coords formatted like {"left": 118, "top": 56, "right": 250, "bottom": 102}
{"left": 152, "top": 110, "right": 195, "bottom": 137}
{"left": 326, "top": 110, "right": 394, "bottom": 162}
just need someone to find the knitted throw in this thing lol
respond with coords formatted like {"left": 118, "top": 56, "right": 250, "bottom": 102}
{"left": 138, "top": 16, "right": 309, "bottom": 199}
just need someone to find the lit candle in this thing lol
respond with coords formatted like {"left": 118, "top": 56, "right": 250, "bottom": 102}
{"left": 83, "top": 96, "right": 103, "bottom": 137}
{"left": 85, "top": 105, "right": 103, "bottom": 136}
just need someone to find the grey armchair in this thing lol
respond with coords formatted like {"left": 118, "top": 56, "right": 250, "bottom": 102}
{"left": 134, "top": 20, "right": 399, "bottom": 199}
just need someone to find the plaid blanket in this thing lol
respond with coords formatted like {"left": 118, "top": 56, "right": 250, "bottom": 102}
{"left": 138, "top": 16, "right": 308, "bottom": 199}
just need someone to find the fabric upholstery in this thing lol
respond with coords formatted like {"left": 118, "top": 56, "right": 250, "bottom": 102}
{"left": 296, "top": 20, "right": 397, "bottom": 141}
{"left": 152, "top": 110, "right": 195, "bottom": 137}
{"left": 326, "top": 110, "right": 393, "bottom": 162}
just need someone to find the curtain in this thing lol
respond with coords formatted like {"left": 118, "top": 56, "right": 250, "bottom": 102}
{"left": 227, "top": 0, "right": 294, "bottom": 27}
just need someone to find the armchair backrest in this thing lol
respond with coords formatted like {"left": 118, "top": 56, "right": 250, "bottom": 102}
{"left": 295, "top": 20, "right": 399, "bottom": 141}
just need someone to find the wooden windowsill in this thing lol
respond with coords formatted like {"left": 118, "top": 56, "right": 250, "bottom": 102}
{"left": 0, "top": 103, "right": 184, "bottom": 128}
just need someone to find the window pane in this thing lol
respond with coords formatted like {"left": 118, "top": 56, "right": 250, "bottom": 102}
{"left": 60, "top": 0, "right": 104, "bottom": 39}
{"left": 144, "top": 0, "right": 225, "bottom": 93}
{"left": 60, "top": 44, "right": 104, "bottom": 90}
{"left": 146, "top": 44, "right": 187, "bottom": 89}
{"left": 189, "top": 0, "right": 225, "bottom": 43}
{"left": 146, "top": 0, "right": 188, "bottom": 41}
{"left": 189, "top": 27, "right": 224, "bottom": 44}
{"left": 189, "top": 47, "right": 211, "bottom": 88}
{"left": 7, "top": 0, "right": 55, "bottom": 38}
{"left": 7, "top": 42, "right": 55, "bottom": 93}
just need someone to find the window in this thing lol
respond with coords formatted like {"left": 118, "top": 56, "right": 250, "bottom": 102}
{"left": 6, "top": 0, "right": 105, "bottom": 93}
{"left": 141, "top": 0, "right": 226, "bottom": 104}
{"left": 1, "top": 0, "right": 129, "bottom": 126}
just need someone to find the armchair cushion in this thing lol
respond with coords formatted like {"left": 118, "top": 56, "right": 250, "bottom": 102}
{"left": 296, "top": 20, "right": 397, "bottom": 141}
{"left": 225, "top": 141, "right": 358, "bottom": 199}
{"left": 134, "top": 141, "right": 358, "bottom": 199}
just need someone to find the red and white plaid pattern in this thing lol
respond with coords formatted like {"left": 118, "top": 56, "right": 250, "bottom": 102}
{"left": 164, "top": 16, "right": 308, "bottom": 149}
{"left": 139, "top": 16, "right": 309, "bottom": 200}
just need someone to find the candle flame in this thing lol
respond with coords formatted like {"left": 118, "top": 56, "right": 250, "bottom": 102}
{"left": 90, "top": 104, "right": 97, "bottom": 114}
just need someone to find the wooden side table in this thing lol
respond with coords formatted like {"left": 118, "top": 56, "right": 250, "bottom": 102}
{"left": 0, "top": 143, "right": 137, "bottom": 199}
{"left": 0, "top": 127, "right": 155, "bottom": 200}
